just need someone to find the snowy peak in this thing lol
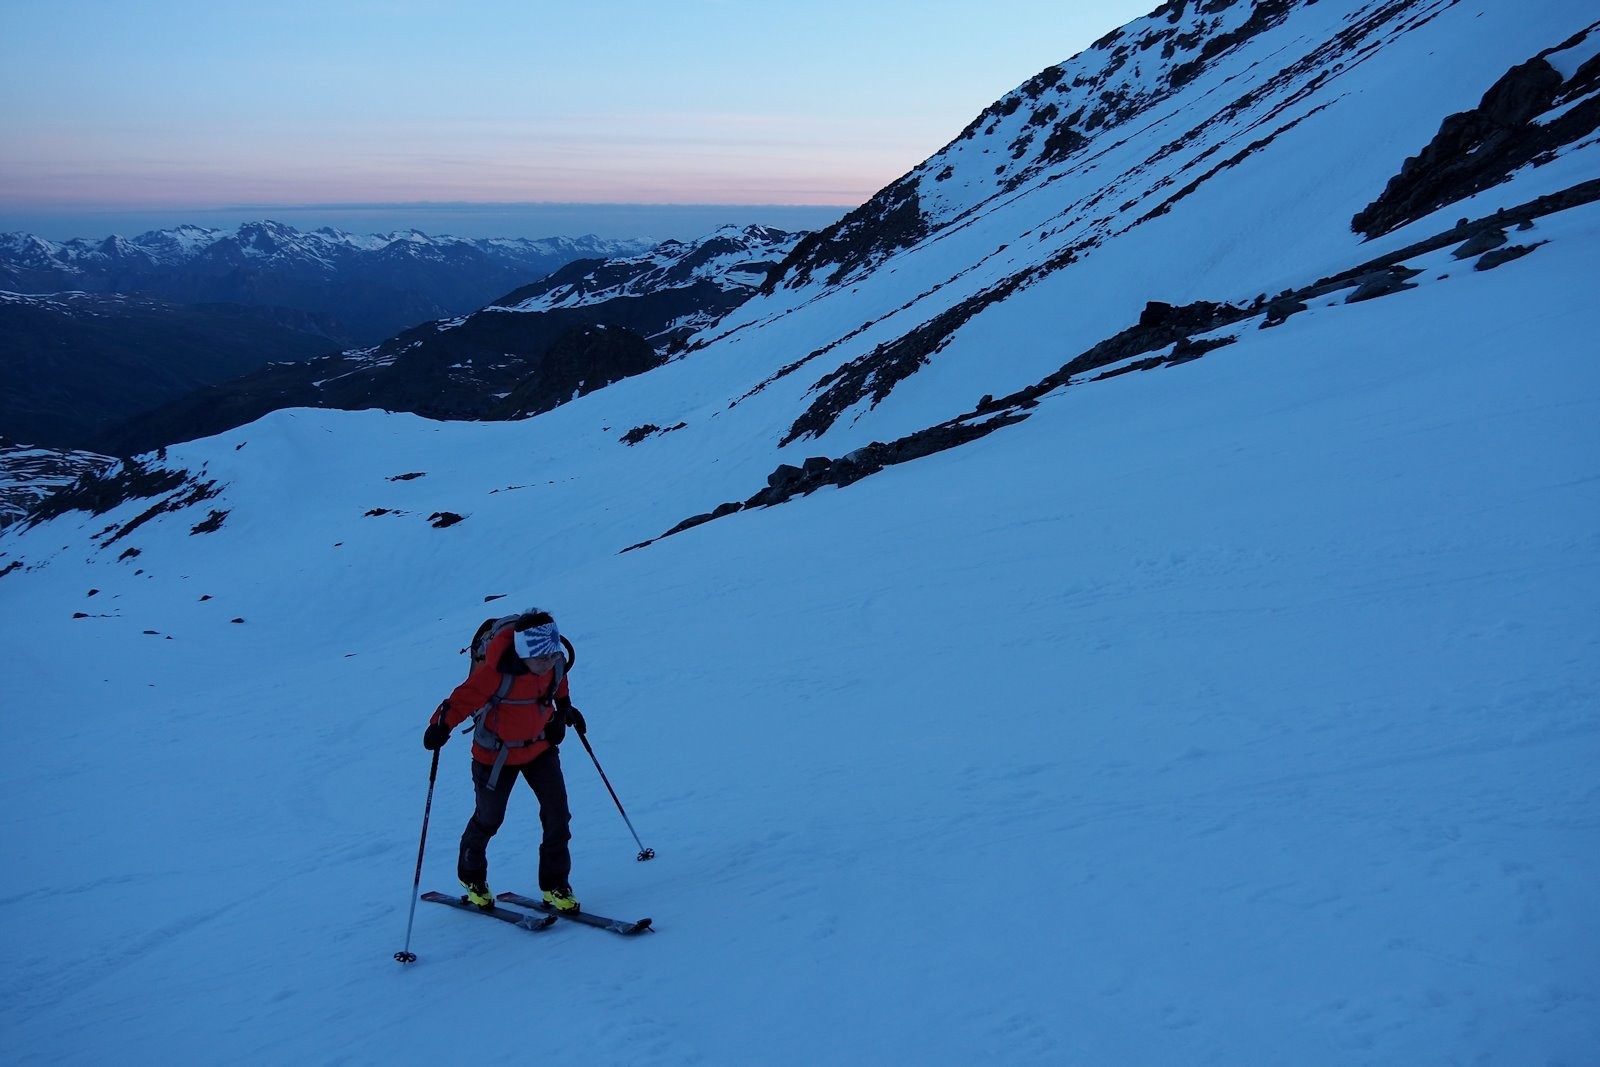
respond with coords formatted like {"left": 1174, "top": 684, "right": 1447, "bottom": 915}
{"left": 494, "top": 225, "right": 803, "bottom": 317}
{"left": 933, "top": 0, "right": 1313, "bottom": 200}
{"left": 0, "top": 221, "right": 654, "bottom": 273}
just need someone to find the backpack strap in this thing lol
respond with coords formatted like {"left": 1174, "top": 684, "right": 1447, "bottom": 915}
{"left": 465, "top": 671, "right": 516, "bottom": 788}
{"left": 467, "top": 660, "right": 566, "bottom": 790}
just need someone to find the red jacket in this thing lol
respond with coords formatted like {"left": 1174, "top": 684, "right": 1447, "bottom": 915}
{"left": 434, "top": 626, "right": 569, "bottom": 768}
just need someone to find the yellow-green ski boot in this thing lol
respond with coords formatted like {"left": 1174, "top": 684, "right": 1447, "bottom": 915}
{"left": 542, "top": 886, "right": 580, "bottom": 913}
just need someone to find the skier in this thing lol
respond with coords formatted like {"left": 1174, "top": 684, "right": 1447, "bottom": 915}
{"left": 423, "top": 608, "right": 586, "bottom": 913}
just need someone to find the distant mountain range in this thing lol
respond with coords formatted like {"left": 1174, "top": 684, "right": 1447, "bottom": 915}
{"left": 0, "top": 222, "right": 656, "bottom": 452}
{"left": 0, "top": 222, "right": 653, "bottom": 346}
{"left": 91, "top": 225, "right": 805, "bottom": 456}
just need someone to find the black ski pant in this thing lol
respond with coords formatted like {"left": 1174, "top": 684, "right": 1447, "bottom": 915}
{"left": 457, "top": 748, "right": 572, "bottom": 892}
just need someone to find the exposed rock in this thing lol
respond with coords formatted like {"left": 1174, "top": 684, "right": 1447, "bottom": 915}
{"left": 768, "top": 179, "right": 929, "bottom": 291}
{"left": 1261, "top": 296, "right": 1309, "bottom": 329}
{"left": 489, "top": 324, "right": 661, "bottom": 421}
{"left": 189, "top": 510, "right": 229, "bottom": 535}
{"left": 1347, "top": 266, "right": 1423, "bottom": 303}
{"left": 621, "top": 425, "right": 657, "bottom": 445}
{"left": 621, "top": 421, "right": 687, "bottom": 445}
{"left": 19, "top": 453, "right": 221, "bottom": 551}
{"left": 1452, "top": 228, "right": 1509, "bottom": 259}
{"left": 766, "top": 464, "right": 804, "bottom": 490}
{"left": 626, "top": 412, "right": 1029, "bottom": 552}
{"left": 1475, "top": 244, "right": 1542, "bottom": 271}
{"left": 1353, "top": 36, "right": 1600, "bottom": 238}
{"left": 0, "top": 441, "right": 118, "bottom": 527}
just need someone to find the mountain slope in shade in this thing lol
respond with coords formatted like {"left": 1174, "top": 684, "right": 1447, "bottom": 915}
{"left": 0, "top": 290, "right": 342, "bottom": 450}
{"left": 92, "top": 226, "right": 807, "bottom": 456}
{"left": 0, "top": 223, "right": 661, "bottom": 453}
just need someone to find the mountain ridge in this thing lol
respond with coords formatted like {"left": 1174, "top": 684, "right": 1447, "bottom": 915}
{"left": 0, "top": 221, "right": 655, "bottom": 348}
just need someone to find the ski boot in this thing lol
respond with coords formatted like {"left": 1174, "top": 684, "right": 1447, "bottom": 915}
{"left": 542, "top": 886, "right": 580, "bottom": 913}
{"left": 460, "top": 878, "right": 494, "bottom": 910}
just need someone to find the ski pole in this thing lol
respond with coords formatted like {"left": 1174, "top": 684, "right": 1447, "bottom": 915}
{"left": 394, "top": 748, "right": 441, "bottom": 963}
{"left": 577, "top": 732, "right": 655, "bottom": 861}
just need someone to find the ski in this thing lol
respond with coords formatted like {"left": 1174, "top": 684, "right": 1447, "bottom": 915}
{"left": 495, "top": 891, "right": 653, "bottom": 935}
{"left": 421, "top": 891, "right": 558, "bottom": 932}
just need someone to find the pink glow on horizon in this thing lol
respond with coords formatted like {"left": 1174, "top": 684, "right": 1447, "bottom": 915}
{"left": 0, "top": 2, "right": 1160, "bottom": 223}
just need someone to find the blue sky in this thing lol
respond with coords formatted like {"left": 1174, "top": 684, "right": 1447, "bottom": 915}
{"left": 1, "top": 1, "right": 1156, "bottom": 239}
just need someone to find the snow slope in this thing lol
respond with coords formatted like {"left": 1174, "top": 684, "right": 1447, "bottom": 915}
{"left": 1, "top": 210, "right": 1595, "bottom": 1065}
{"left": 1, "top": 1, "right": 1597, "bottom": 1064}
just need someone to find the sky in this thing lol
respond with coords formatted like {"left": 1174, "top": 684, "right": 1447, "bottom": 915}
{"left": 0, "top": 0, "right": 1156, "bottom": 241}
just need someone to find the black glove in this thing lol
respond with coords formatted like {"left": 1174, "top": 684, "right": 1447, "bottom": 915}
{"left": 544, "top": 699, "right": 583, "bottom": 747}
{"left": 422, "top": 717, "right": 451, "bottom": 751}
{"left": 544, "top": 715, "right": 566, "bottom": 747}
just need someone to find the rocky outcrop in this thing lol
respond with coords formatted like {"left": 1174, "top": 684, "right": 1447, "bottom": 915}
{"left": 16, "top": 452, "right": 218, "bottom": 552}
{"left": 623, "top": 411, "right": 1029, "bottom": 552}
{"left": 0, "top": 440, "right": 117, "bottom": 529}
{"left": 1353, "top": 27, "right": 1600, "bottom": 237}
{"left": 767, "top": 180, "right": 929, "bottom": 291}
{"left": 490, "top": 325, "right": 661, "bottom": 421}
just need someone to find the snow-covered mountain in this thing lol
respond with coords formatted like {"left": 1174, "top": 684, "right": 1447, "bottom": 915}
{"left": 493, "top": 224, "right": 802, "bottom": 349}
{"left": 0, "top": 221, "right": 655, "bottom": 346}
{"left": 91, "top": 225, "right": 807, "bottom": 456}
{"left": 0, "top": 222, "right": 638, "bottom": 272}
{"left": 2, "top": 2, "right": 1597, "bottom": 1063}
